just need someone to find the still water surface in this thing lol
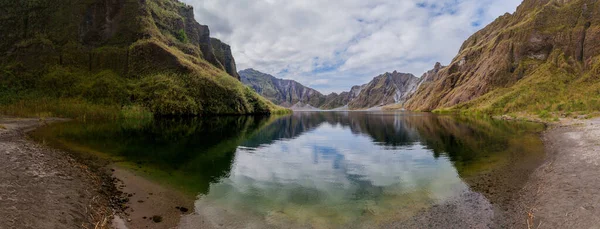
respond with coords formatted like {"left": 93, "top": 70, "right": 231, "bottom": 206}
{"left": 33, "top": 112, "right": 545, "bottom": 228}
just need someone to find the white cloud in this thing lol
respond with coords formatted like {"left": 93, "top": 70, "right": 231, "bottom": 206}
{"left": 181, "top": 0, "right": 522, "bottom": 94}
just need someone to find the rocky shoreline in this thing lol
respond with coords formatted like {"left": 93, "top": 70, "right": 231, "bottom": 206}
{"left": 0, "top": 118, "right": 114, "bottom": 229}
{"left": 0, "top": 117, "right": 194, "bottom": 229}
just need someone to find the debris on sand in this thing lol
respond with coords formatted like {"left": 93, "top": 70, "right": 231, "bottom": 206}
{"left": 152, "top": 215, "right": 163, "bottom": 223}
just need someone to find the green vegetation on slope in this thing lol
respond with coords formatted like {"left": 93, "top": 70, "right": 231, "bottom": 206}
{"left": 0, "top": 0, "right": 287, "bottom": 119}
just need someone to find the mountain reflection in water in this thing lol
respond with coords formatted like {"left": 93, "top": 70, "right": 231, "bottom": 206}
{"left": 32, "top": 111, "right": 545, "bottom": 228}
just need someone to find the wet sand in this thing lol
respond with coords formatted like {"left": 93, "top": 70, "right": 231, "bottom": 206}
{"left": 111, "top": 167, "right": 193, "bottom": 229}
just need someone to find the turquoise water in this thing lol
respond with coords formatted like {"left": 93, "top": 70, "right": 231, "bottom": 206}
{"left": 32, "top": 112, "right": 545, "bottom": 228}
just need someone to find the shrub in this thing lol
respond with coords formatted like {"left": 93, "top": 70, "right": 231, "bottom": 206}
{"left": 175, "top": 29, "right": 188, "bottom": 43}
{"left": 38, "top": 66, "right": 84, "bottom": 97}
{"left": 135, "top": 73, "right": 200, "bottom": 116}
{"left": 80, "top": 70, "right": 129, "bottom": 105}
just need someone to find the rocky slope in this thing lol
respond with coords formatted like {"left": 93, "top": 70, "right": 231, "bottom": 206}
{"left": 405, "top": 0, "right": 600, "bottom": 115}
{"left": 240, "top": 68, "right": 354, "bottom": 109}
{"left": 0, "top": 0, "right": 283, "bottom": 116}
{"left": 348, "top": 71, "right": 420, "bottom": 109}
{"left": 240, "top": 69, "right": 326, "bottom": 108}
{"left": 320, "top": 85, "right": 366, "bottom": 109}
{"left": 211, "top": 38, "right": 240, "bottom": 80}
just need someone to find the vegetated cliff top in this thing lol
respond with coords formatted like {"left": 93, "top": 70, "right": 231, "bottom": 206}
{"left": 405, "top": 0, "right": 600, "bottom": 116}
{"left": 0, "top": 0, "right": 285, "bottom": 117}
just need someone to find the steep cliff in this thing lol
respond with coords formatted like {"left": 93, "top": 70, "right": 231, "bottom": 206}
{"left": 0, "top": 0, "right": 279, "bottom": 116}
{"left": 211, "top": 38, "right": 240, "bottom": 80}
{"left": 405, "top": 0, "right": 600, "bottom": 115}
{"left": 239, "top": 69, "right": 326, "bottom": 108}
{"left": 349, "top": 71, "right": 419, "bottom": 109}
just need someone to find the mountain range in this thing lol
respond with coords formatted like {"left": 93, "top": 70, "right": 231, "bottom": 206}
{"left": 240, "top": 69, "right": 423, "bottom": 110}
{"left": 2, "top": 0, "right": 600, "bottom": 118}
{"left": 242, "top": 0, "right": 600, "bottom": 117}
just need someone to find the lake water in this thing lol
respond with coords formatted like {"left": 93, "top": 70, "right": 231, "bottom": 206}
{"left": 32, "top": 112, "right": 545, "bottom": 228}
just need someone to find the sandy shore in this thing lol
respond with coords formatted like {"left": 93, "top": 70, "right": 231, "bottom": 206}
{"left": 516, "top": 118, "right": 600, "bottom": 228}
{"left": 0, "top": 118, "right": 112, "bottom": 228}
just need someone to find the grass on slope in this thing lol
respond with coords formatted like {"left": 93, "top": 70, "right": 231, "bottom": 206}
{"left": 0, "top": 54, "right": 288, "bottom": 120}
{"left": 0, "top": 0, "right": 289, "bottom": 120}
{"left": 448, "top": 51, "right": 600, "bottom": 120}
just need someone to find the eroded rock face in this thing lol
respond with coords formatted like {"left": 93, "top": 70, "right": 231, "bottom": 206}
{"left": 178, "top": 6, "right": 221, "bottom": 70}
{"left": 405, "top": 0, "right": 600, "bottom": 111}
{"left": 0, "top": 0, "right": 239, "bottom": 79}
{"left": 211, "top": 38, "right": 240, "bottom": 80}
{"left": 348, "top": 71, "right": 420, "bottom": 109}
{"left": 240, "top": 69, "right": 326, "bottom": 108}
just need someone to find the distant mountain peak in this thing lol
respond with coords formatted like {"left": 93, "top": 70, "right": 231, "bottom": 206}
{"left": 241, "top": 68, "right": 422, "bottom": 110}
{"left": 239, "top": 69, "right": 326, "bottom": 109}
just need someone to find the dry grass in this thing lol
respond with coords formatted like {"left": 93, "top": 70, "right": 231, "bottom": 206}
{"left": 0, "top": 98, "right": 152, "bottom": 120}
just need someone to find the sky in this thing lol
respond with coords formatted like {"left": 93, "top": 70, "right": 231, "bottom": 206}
{"left": 181, "top": 0, "right": 522, "bottom": 94}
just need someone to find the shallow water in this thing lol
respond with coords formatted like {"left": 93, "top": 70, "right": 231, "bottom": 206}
{"left": 32, "top": 112, "right": 545, "bottom": 228}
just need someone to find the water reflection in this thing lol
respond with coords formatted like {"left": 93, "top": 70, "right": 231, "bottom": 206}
{"left": 32, "top": 111, "right": 544, "bottom": 228}
{"left": 189, "top": 112, "right": 543, "bottom": 228}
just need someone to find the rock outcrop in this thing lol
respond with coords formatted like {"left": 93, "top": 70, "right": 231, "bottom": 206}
{"left": 319, "top": 85, "right": 366, "bottom": 109}
{"left": 0, "top": 0, "right": 279, "bottom": 115}
{"left": 211, "top": 38, "right": 240, "bottom": 80}
{"left": 348, "top": 71, "right": 420, "bottom": 109}
{"left": 405, "top": 0, "right": 600, "bottom": 113}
